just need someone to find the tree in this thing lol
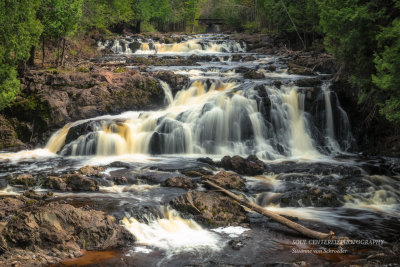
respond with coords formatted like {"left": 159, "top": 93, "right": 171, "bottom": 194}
{"left": 373, "top": 18, "right": 400, "bottom": 122}
{"left": 38, "top": 0, "right": 83, "bottom": 66}
{"left": 0, "top": 0, "right": 42, "bottom": 110}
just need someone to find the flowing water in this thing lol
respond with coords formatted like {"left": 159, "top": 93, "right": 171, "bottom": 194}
{"left": 1, "top": 34, "right": 400, "bottom": 266}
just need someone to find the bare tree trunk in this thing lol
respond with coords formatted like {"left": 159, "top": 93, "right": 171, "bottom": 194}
{"left": 203, "top": 180, "right": 339, "bottom": 240}
{"left": 60, "top": 38, "right": 66, "bottom": 67}
{"left": 42, "top": 37, "right": 45, "bottom": 68}
{"left": 28, "top": 46, "right": 35, "bottom": 67}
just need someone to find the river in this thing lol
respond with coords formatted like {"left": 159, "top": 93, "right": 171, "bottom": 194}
{"left": 1, "top": 34, "right": 399, "bottom": 266}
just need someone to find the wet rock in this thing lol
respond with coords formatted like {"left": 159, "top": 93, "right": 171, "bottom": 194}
{"left": 203, "top": 171, "right": 245, "bottom": 190}
{"left": 22, "top": 190, "right": 53, "bottom": 201}
{"left": 64, "top": 173, "right": 99, "bottom": 191}
{"left": 108, "top": 161, "right": 134, "bottom": 169}
{"left": 170, "top": 191, "right": 248, "bottom": 227}
{"left": 113, "top": 176, "right": 128, "bottom": 185}
{"left": 79, "top": 165, "right": 105, "bottom": 177}
{"left": 295, "top": 78, "right": 322, "bottom": 87}
{"left": 181, "top": 167, "right": 213, "bottom": 177}
{"left": 65, "top": 121, "right": 100, "bottom": 145}
{"left": 197, "top": 157, "right": 215, "bottom": 166}
{"left": 275, "top": 186, "right": 342, "bottom": 208}
{"left": 162, "top": 176, "right": 197, "bottom": 190}
{"left": 0, "top": 198, "right": 25, "bottom": 220}
{"left": 45, "top": 174, "right": 99, "bottom": 192}
{"left": 8, "top": 175, "right": 36, "bottom": 187}
{"left": 2, "top": 202, "right": 134, "bottom": 259}
{"left": 151, "top": 71, "right": 190, "bottom": 95}
{"left": 219, "top": 155, "right": 266, "bottom": 176}
{"left": 46, "top": 176, "right": 68, "bottom": 191}
{"left": 287, "top": 63, "right": 314, "bottom": 76}
{"left": 244, "top": 69, "right": 265, "bottom": 79}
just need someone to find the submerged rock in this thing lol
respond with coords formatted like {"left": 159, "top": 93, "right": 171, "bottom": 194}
{"left": 162, "top": 176, "right": 197, "bottom": 190}
{"left": 203, "top": 171, "right": 245, "bottom": 190}
{"left": 170, "top": 191, "right": 248, "bottom": 227}
{"left": 219, "top": 155, "right": 266, "bottom": 176}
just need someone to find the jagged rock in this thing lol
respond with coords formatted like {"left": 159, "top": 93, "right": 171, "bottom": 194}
{"left": 0, "top": 198, "right": 25, "bottom": 220}
{"left": 0, "top": 115, "right": 26, "bottom": 151}
{"left": 8, "top": 175, "right": 36, "bottom": 187}
{"left": 79, "top": 166, "right": 105, "bottom": 177}
{"left": 1, "top": 202, "right": 134, "bottom": 259}
{"left": 219, "top": 155, "right": 266, "bottom": 176}
{"left": 244, "top": 69, "right": 265, "bottom": 79}
{"left": 203, "top": 171, "right": 245, "bottom": 190}
{"left": 162, "top": 176, "right": 197, "bottom": 190}
{"left": 170, "top": 191, "right": 248, "bottom": 227}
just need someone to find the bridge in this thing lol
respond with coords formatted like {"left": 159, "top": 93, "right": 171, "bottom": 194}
{"left": 196, "top": 18, "right": 226, "bottom": 33}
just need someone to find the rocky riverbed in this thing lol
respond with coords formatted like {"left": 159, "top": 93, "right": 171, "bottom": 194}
{"left": 1, "top": 34, "right": 399, "bottom": 266}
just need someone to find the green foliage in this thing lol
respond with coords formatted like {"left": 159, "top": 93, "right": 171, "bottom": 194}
{"left": 0, "top": 0, "right": 42, "bottom": 110}
{"left": 38, "top": 0, "right": 83, "bottom": 40}
{"left": 0, "top": 65, "right": 20, "bottom": 111}
{"left": 373, "top": 19, "right": 400, "bottom": 122}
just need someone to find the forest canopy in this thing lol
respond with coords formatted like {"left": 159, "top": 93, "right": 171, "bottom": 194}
{"left": 0, "top": 0, "right": 399, "bottom": 123}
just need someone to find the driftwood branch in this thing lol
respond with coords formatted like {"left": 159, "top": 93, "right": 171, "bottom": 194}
{"left": 203, "top": 180, "right": 336, "bottom": 240}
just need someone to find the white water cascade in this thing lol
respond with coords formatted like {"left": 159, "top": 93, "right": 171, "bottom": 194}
{"left": 46, "top": 35, "right": 354, "bottom": 160}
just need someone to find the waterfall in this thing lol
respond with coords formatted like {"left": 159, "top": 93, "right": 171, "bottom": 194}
{"left": 46, "top": 35, "right": 354, "bottom": 159}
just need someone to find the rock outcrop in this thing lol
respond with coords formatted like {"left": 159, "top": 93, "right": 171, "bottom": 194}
{"left": 0, "top": 200, "right": 134, "bottom": 266}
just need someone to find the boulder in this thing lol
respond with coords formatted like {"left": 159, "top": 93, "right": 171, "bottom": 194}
{"left": 202, "top": 171, "right": 245, "bottom": 190}
{"left": 79, "top": 166, "right": 105, "bottom": 177}
{"left": 219, "top": 155, "right": 266, "bottom": 176}
{"left": 8, "top": 175, "right": 36, "bottom": 187}
{"left": 47, "top": 176, "right": 68, "bottom": 191}
{"left": 64, "top": 173, "right": 99, "bottom": 191}
{"left": 162, "top": 176, "right": 197, "bottom": 190}
{"left": 2, "top": 202, "right": 134, "bottom": 257}
{"left": 170, "top": 191, "right": 248, "bottom": 227}
{"left": 244, "top": 69, "right": 265, "bottom": 79}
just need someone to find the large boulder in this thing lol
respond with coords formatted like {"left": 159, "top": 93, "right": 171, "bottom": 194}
{"left": 79, "top": 166, "right": 105, "bottom": 177}
{"left": 219, "top": 155, "right": 266, "bottom": 176}
{"left": 170, "top": 191, "right": 248, "bottom": 227}
{"left": 1, "top": 202, "right": 134, "bottom": 265}
{"left": 202, "top": 171, "right": 245, "bottom": 190}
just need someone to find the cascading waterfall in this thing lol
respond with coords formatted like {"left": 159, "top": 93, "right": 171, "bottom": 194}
{"left": 98, "top": 36, "right": 246, "bottom": 55}
{"left": 46, "top": 35, "right": 354, "bottom": 160}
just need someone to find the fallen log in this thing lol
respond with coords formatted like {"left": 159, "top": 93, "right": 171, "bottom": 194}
{"left": 203, "top": 179, "right": 336, "bottom": 240}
